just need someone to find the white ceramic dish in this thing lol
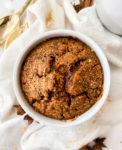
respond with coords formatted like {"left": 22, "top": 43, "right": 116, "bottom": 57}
{"left": 13, "top": 30, "right": 110, "bottom": 127}
{"left": 96, "top": 0, "right": 122, "bottom": 35}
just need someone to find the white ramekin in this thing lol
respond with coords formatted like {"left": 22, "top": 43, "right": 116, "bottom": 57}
{"left": 13, "top": 30, "right": 110, "bottom": 127}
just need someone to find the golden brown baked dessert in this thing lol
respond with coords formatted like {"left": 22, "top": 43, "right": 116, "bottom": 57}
{"left": 20, "top": 37, "right": 103, "bottom": 120}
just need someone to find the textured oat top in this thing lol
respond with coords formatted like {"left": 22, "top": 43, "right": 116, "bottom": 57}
{"left": 20, "top": 37, "right": 103, "bottom": 120}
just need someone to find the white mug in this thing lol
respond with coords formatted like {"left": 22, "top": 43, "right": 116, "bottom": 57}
{"left": 96, "top": 0, "right": 122, "bottom": 35}
{"left": 13, "top": 30, "right": 110, "bottom": 127}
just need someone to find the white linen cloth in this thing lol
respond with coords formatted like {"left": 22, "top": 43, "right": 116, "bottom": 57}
{"left": 0, "top": 0, "right": 122, "bottom": 149}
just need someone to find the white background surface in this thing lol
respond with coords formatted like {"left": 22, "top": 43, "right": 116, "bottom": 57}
{"left": 0, "top": 0, "right": 122, "bottom": 150}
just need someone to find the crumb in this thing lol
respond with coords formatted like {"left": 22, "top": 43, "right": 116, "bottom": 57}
{"left": 108, "top": 96, "right": 112, "bottom": 102}
{"left": 73, "top": 0, "right": 93, "bottom": 12}
{"left": 79, "top": 137, "right": 106, "bottom": 150}
{"left": 24, "top": 115, "right": 33, "bottom": 125}
{"left": 13, "top": 105, "right": 25, "bottom": 115}
{"left": 46, "top": 11, "right": 53, "bottom": 28}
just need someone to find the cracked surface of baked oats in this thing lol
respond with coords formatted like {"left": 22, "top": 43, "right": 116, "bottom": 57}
{"left": 20, "top": 37, "right": 103, "bottom": 120}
